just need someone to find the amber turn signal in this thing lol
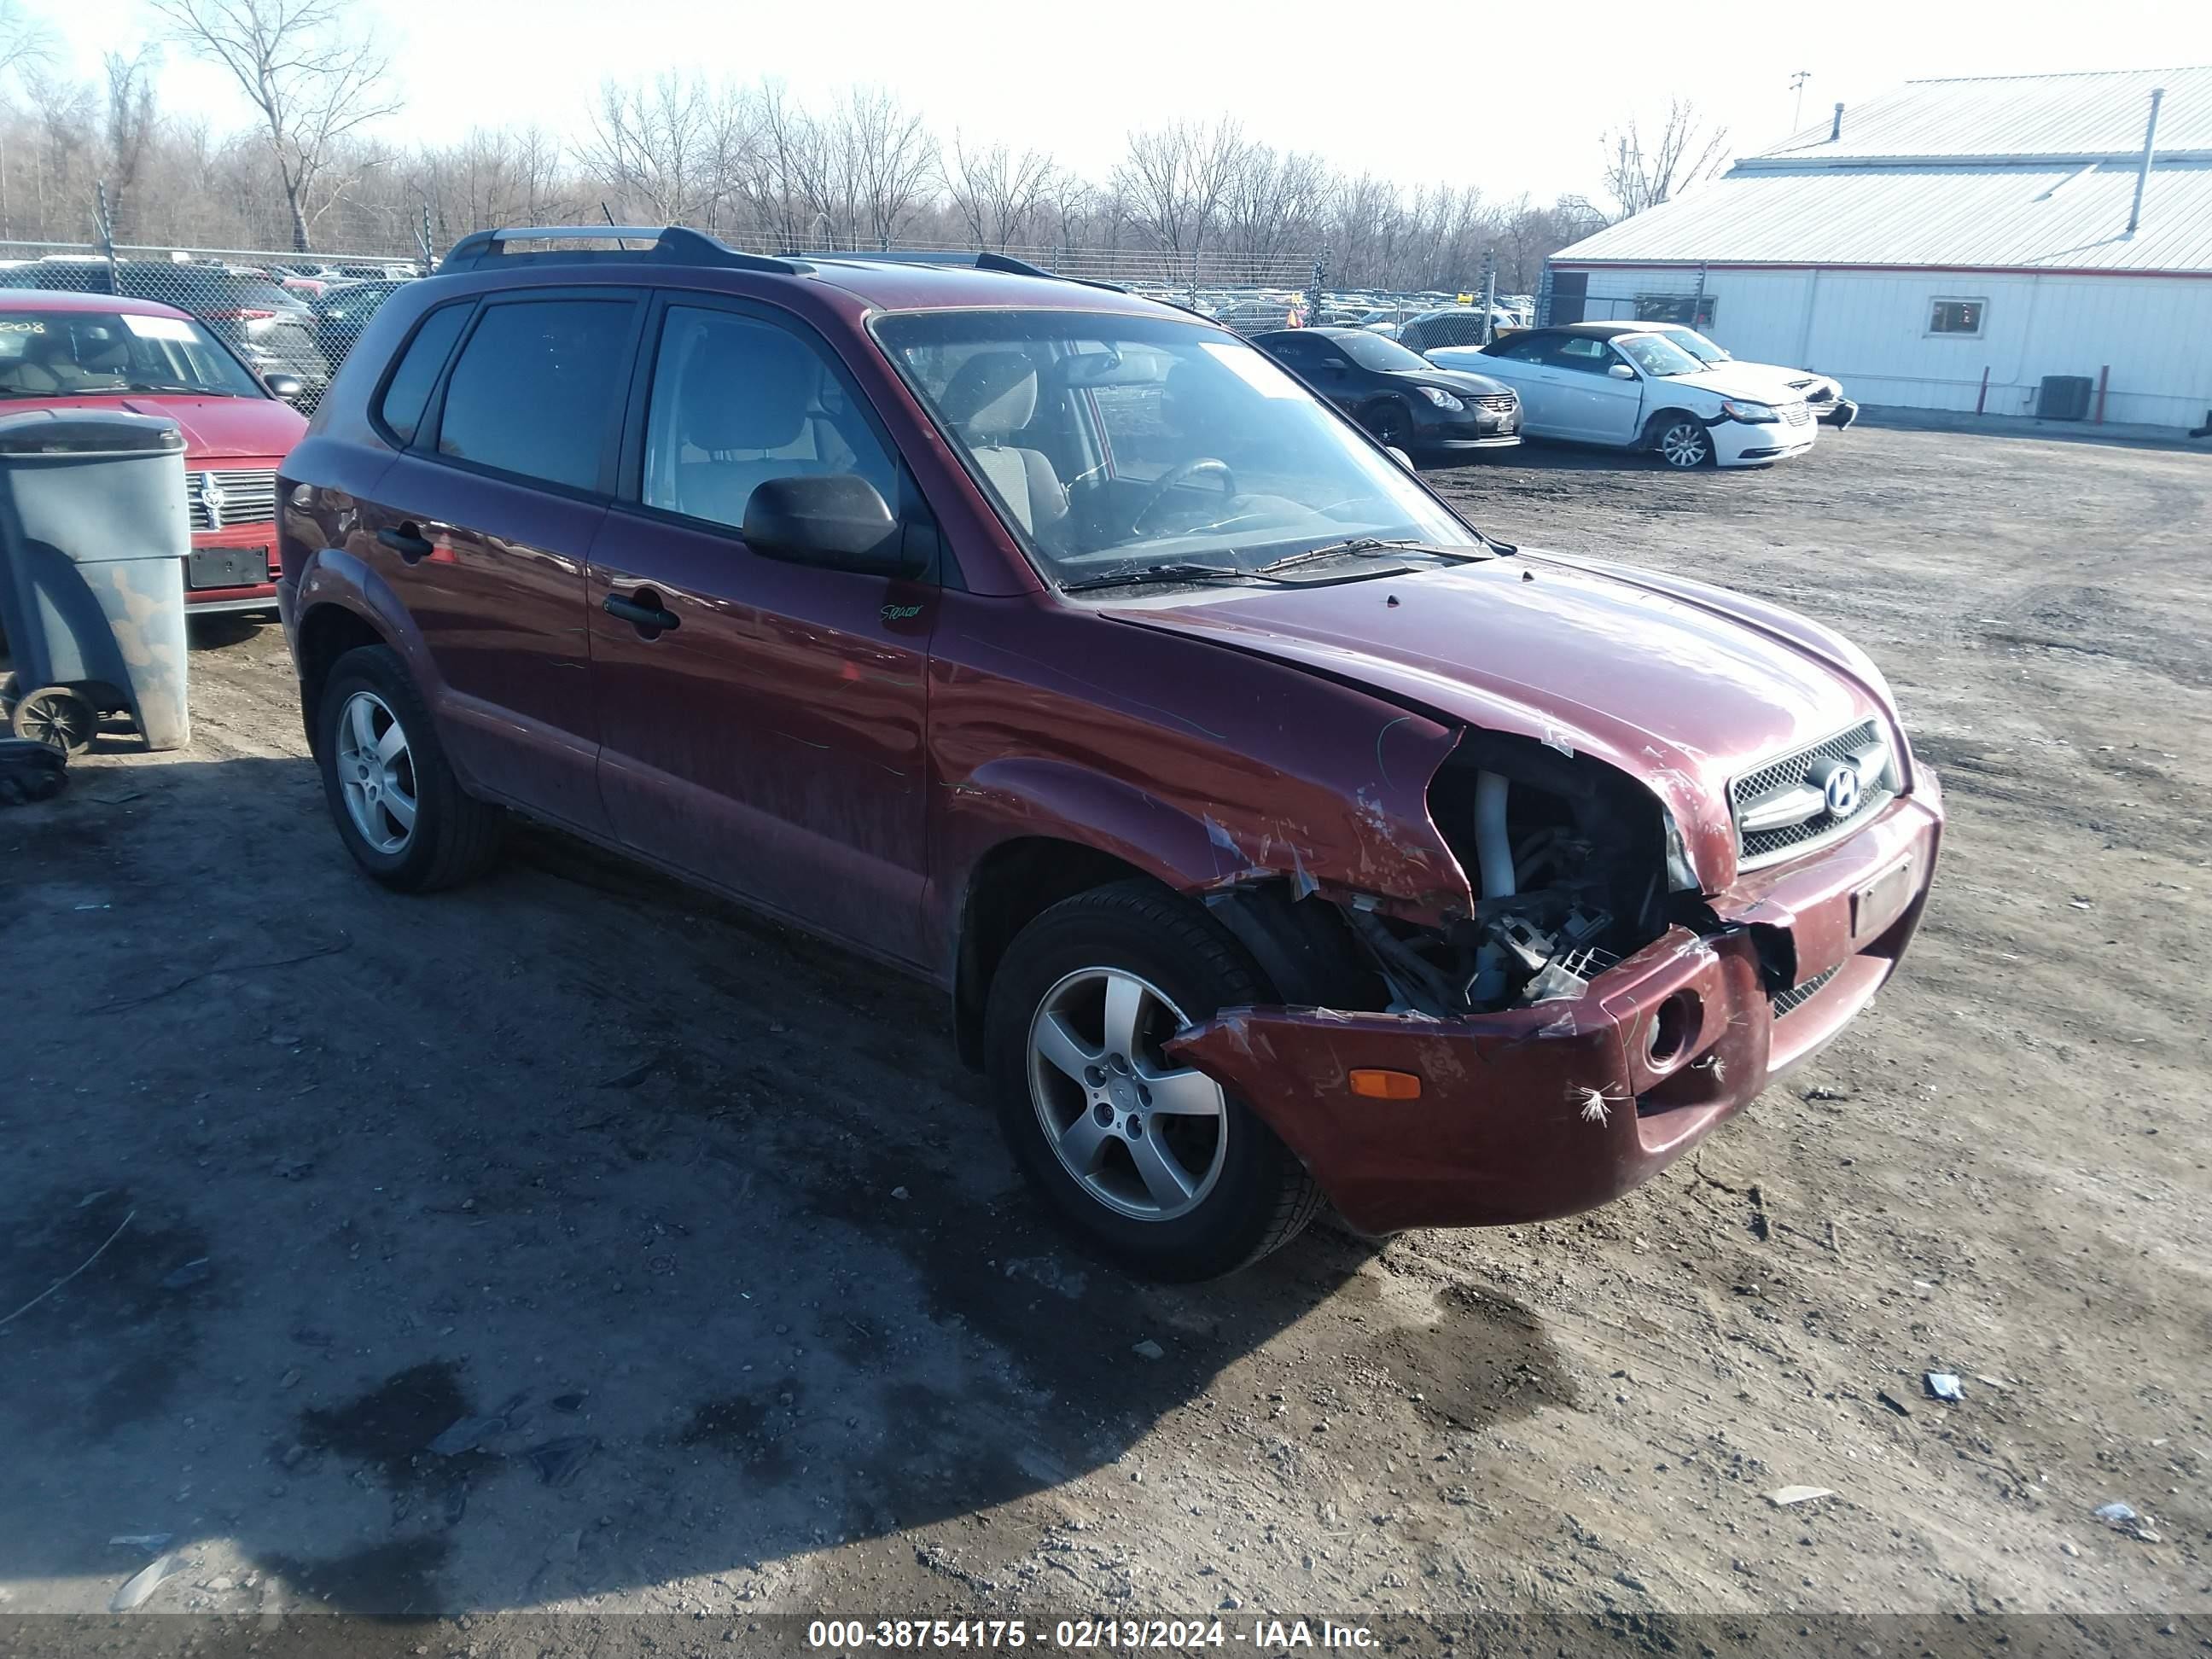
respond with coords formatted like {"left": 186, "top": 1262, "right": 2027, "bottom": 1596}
{"left": 1348, "top": 1068, "right": 1422, "bottom": 1100}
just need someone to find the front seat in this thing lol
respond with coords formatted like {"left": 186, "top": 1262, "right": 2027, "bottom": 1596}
{"left": 937, "top": 351, "right": 1068, "bottom": 538}
{"left": 673, "top": 325, "right": 824, "bottom": 528}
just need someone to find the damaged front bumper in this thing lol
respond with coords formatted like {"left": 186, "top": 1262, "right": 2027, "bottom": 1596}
{"left": 1168, "top": 774, "right": 1942, "bottom": 1235}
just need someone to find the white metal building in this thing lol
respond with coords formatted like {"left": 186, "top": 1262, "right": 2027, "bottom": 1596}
{"left": 1544, "top": 67, "right": 2212, "bottom": 431}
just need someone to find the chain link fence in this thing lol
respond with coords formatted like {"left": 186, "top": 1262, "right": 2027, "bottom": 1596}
{"left": 3, "top": 225, "right": 1509, "bottom": 419}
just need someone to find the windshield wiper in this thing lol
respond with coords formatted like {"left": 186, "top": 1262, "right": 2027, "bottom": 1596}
{"left": 122, "top": 381, "right": 241, "bottom": 397}
{"left": 1255, "top": 537, "right": 1495, "bottom": 576}
{"left": 1060, "top": 562, "right": 1307, "bottom": 594}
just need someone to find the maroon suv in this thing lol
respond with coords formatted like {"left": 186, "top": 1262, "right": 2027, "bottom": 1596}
{"left": 276, "top": 227, "right": 1941, "bottom": 1280}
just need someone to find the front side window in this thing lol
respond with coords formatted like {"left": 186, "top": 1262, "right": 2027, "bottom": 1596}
{"left": 1929, "top": 299, "right": 1985, "bottom": 335}
{"left": 872, "top": 309, "right": 1476, "bottom": 584}
{"left": 435, "top": 300, "right": 635, "bottom": 491}
{"left": 1551, "top": 336, "right": 1618, "bottom": 375}
{"left": 1336, "top": 332, "right": 1431, "bottom": 374}
{"left": 641, "top": 306, "right": 898, "bottom": 532}
{"left": 0, "top": 309, "right": 265, "bottom": 399}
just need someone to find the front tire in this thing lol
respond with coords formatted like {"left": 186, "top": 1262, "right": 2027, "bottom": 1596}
{"left": 316, "top": 643, "right": 501, "bottom": 892}
{"left": 1364, "top": 399, "right": 1415, "bottom": 451}
{"left": 1648, "top": 412, "right": 1714, "bottom": 469}
{"left": 985, "top": 880, "right": 1321, "bottom": 1281}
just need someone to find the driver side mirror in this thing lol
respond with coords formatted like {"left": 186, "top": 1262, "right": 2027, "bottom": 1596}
{"left": 1607, "top": 363, "right": 1638, "bottom": 381}
{"left": 742, "top": 474, "right": 923, "bottom": 579}
{"left": 265, "top": 372, "right": 305, "bottom": 401}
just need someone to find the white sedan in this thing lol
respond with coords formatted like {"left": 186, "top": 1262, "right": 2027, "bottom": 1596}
{"left": 1634, "top": 322, "right": 1858, "bottom": 428}
{"left": 1428, "top": 322, "right": 1819, "bottom": 469}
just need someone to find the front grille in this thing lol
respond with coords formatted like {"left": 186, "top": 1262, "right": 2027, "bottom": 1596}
{"left": 1772, "top": 965, "right": 1839, "bottom": 1018}
{"left": 1731, "top": 719, "right": 1893, "bottom": 868}
{"left": 1472, "top": 393, "right": 1517, "bottom": 414}
{"left": 1780, "top": 402, "right": 1813, "bottom": 427}
{"left": 188, "top": 468, "right": 278, "bottom": 532}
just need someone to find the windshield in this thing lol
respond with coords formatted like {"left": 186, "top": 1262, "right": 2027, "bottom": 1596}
{"left": 872, "top": 310, "right": 1476, "bottom": 584}
{"left": 0, "top": 309, "right": 264, "bottom": 398}
{"left": 1662, "top": 327, "right": 1729, "bottom": 364}
{"left": 1614, "top": 333, "right": 1707, "bottom": 378}
{"left": 1336, "top": 332, "right": 1431, "bottom": 374}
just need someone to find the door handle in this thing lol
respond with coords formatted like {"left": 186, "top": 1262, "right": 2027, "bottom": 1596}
{"left": 378, "top": 524, "right": 434, "bottom": 562}
{"left": 603, "top": 591, "right": 680, "bottom": 634}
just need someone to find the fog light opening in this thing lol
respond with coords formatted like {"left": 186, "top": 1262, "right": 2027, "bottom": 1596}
{"left": 1647, "top": 991, "right": 1701, "bottom": 1069}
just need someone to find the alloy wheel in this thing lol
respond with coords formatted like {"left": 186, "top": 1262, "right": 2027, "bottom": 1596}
{"left": 1658, "top": 420, "right": 1711, "bottom": 468}
{"left": 1027, "top": 967, "right": 1228, "bottom": 1222}
{"left": 335, "top": 690, "right": 419, "bottom": 855}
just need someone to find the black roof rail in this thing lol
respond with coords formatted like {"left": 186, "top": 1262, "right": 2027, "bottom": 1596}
{"left": 808, "top": 247, "right": 1127, "bottom": 294}
{"left": 438, "top": 225, "right": 811, "bottom": 276}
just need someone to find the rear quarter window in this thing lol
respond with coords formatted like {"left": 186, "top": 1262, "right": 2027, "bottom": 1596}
{"left": 375, "top": 304, "right": 472, "bottom": 445}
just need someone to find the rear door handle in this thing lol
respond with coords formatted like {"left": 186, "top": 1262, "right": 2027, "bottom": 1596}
{"left": 377, "top": 524, "right": 434, "bottom": 562}
{"left": 603, "top": 591, "right": 680, "bottom": 634}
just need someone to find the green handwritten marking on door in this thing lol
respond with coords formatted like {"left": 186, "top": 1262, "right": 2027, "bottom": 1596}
{"left": 881, "top": 604, "right": 923, "bottom": 622}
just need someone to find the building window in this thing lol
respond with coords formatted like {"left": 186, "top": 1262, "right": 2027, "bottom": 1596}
{"left": 1929, "top": 299, "right": 1986, "bottom": 336}
{"left": 1635, "top": 294, "right": 1716, "bottom": 329}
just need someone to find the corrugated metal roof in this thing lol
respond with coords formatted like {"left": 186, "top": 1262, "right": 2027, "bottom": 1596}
{"left": 1552, "top": 162, "right": 2212, "bottom": 274}
{"left": 1755, "top": 66, "right": 2212, "bottom": 165}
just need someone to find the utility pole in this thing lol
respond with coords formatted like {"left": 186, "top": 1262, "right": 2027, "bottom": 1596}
{"left": 1478, "top": 248, "right": 1499, "bottom": 346}
{"left": 95, "top": 181, "right": 119, "bottom": 296}
{"left": 1307, "top": 247, "right": 1328, "bottom": 329}
{"left": 1790, "top": 71, "right": 1812, "bottom": 133}
{"left": 418, "top": 201, "right": 434, "bottom": 271}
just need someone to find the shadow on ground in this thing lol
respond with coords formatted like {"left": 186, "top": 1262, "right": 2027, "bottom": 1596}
{"left": 2, "top": 754, "right": 1572, "bottom": 1614}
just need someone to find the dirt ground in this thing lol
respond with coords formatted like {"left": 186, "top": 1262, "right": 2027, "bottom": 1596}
{"left": 3, "top": 422, "right": 2207, "bottom": 1648}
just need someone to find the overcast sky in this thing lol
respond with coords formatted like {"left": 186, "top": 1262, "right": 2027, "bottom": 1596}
{"left": 29, "top": 0, "right": 2212, "bottom": 201}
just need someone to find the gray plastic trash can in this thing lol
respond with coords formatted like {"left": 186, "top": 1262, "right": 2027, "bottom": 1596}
{"left": 0, "top": 408, "right": 191, "bottom": 754}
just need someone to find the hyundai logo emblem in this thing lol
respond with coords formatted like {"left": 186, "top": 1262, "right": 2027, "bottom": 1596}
{"left": 1823, "top": 763, "right": 1861, "bottom": 818}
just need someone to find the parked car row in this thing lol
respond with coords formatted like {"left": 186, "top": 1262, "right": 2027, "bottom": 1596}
{"left": 0, "top": 255, "right": 420, "bottom": 412}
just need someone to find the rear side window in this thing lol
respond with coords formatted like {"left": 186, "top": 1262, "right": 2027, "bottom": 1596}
{"left": 376, "top": 305, "right": 470, "bottom": 445}
{"left": 435, "top": 300, "right": 635, "bottom": 492}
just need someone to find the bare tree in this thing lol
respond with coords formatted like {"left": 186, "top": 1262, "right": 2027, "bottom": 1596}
{"left": 1112, "top": 117, "right": 1246, "bottom": 282}
{"left": 0, "top": 0, "right": 52, "bottom": 83}
{"left": 579, "top": 74, "right": 731, "bottom": 226}
{"left": 946, "top": 134, "right": 1055, "bottom": 250}
{"left": 148, "top": 0, "right": 401, "bottom": 251}
{"left": 1601, "top": 99, "right": 1730, "bottom": 218}
{"left": 835, "top": 86, "right": 934, "bottom": 249}
{"left": 102, "top": 49, "right": 160, "bottom": 240}
{"left": 1219, "top": 143, "right": 1332, "bottom": 272}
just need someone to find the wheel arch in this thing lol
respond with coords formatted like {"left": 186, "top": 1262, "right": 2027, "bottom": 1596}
{"left": 295, "top": 601, "right": 391, "bottom": 756}
{"left": 952, "top": 835, "right": 1159, "bottom": 1068}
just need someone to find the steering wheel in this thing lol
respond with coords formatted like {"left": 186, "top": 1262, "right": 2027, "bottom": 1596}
{"left": 1132, "top": 457, "right": 1237, "bottom": 534}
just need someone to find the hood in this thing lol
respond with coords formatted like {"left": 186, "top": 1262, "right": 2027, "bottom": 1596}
{"left": 15, "top": 393, "right": 309, "bottom": 460}
{"left": 1640, "top": 364, "right": 1803, "bottom": 403}
{"left": 1391, "top": 365, "right": 1512, "bottom": 399}
{"left": 1112, "top": 553, "right": 1885, "bottom": 886}
{"left": 1723, "top": 358, "right": 1839, "bottom": 395}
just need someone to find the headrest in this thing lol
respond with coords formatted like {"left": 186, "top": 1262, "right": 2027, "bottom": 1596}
{"left": 681, "top": 324, "right": 812, "bottom": 453}
{"left": 940, "top": 350, "right": 1039, "bottom": 439}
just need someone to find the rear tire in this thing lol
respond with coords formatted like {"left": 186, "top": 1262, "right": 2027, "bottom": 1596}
{"left": 985, "top": 879, "right": 1321, "bottom": 1281}
{"left": 316, "top": 643, "right": 501, "bottom": 892}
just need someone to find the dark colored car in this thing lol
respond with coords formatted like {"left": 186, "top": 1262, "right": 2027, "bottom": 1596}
{"left": 1253, "top": 326, "right": 1521, "bottom": 454}
{"left": 306, "top": 279, "right": 410, "bottom": 375}
{"left": 24, "top": 261, "right": 330, "bottom": 400}
{"left": 0, "top": 288, "right": 308, "bottom": 614}
{"left": 276, "top": 227, "right": 1941, "bottom": 1281}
